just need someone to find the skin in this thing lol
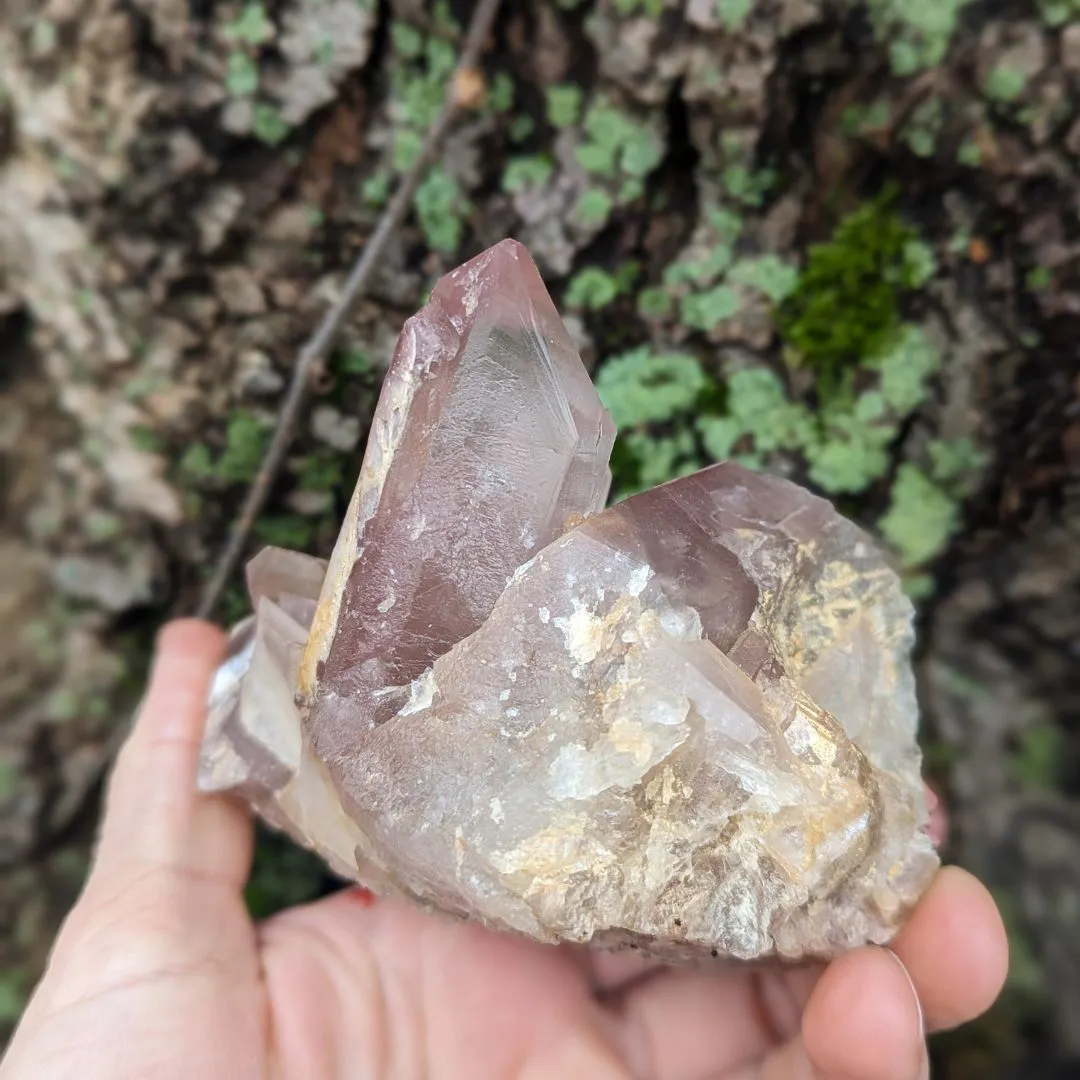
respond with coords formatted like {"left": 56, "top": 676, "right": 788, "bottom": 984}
{"left": 0, "top": 619, "right": 1008, "bottom": 1080}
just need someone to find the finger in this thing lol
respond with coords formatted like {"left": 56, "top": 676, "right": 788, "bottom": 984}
{"left": 598, "top": 960, "right": 822, "bottom": 1079}
{"left": 612, "top": 860, "right": 990, "bottom": 1080}
{"left": 93, "top": 618, "right": 253, "bottom": 891}
{"left": 782, "top": 865, "right": 1007, "bottom": 1080}
{"left": 925, "top": 784, "right": 948, "bottom": 849}
{"left": 889, "top": 865, "right": 1008, "bottom": 1032}
{"left": 799, "top": 945, "right": 927, "bottom": 1080}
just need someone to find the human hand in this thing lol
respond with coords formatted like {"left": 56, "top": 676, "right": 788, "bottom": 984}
{"left": 1, "top": 619, "right": 1007, "bottom": 1080}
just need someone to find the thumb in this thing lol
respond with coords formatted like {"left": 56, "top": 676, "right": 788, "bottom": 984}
{"left": 92, "top": 618, "right": 254, "bottom": 890}
{"left": 50, "top": 619, "right": 254, "bottom": 979}
{"left": 2, "top": 623, "right": 263, "bottom": 1078}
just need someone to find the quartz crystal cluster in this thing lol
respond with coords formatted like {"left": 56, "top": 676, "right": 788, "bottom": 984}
{"left": 200, "top": 239, "right": 939, "bottom": 962}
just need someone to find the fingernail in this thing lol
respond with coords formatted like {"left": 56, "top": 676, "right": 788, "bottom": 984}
{"left": 883, "top": 947, "right": 924, "bottom": 1035}
{"left": 918, "top": 1041, "right": 931, "bottom": 1080}
{"left": 883, "top": 947, "right": 929, "bottom": 1078}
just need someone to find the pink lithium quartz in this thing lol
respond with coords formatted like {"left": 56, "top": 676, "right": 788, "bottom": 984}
{"left": 199, "top": 239, "right": 938, "bottom": 962}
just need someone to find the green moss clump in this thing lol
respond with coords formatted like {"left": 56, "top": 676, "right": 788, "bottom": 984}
{"left": 777, "top": 192, "right": 924, "bottom": 393}
{"left": 179, "top": 411, "right": 271, "bottom": 486}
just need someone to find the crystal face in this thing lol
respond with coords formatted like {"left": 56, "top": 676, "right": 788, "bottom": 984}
{"left": 300, "top": 238, "right": 615, "bottom": 767}
{"left": 199, "top": 239, "right": 939, "bottom": 962}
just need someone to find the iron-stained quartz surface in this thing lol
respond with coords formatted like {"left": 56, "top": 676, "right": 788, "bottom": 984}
{"left": 199, "top": 239, "right": 938, "bottom": 962}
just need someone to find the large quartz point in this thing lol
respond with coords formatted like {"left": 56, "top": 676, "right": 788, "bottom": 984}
{"left": 199, "top": 239, "right": 939, "bottom": 961}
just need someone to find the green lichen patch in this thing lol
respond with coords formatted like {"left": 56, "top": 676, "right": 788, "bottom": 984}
{"left": 380, "top": 10, "right": 477, "bottom": 254}
{"left": 596, "top": 347, "right": 711, "bottom": 429}
{"left": 877, "top": 463, "right": 960, "bottom": 568}
{"left": 571, "top": 96, "right": 666, "bottom": 227}
{"left": 864, "top": 0, "right": 973, "bottom": 75}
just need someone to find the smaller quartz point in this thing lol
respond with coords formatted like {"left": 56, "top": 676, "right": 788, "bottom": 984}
{"left": 199, "top": 239, "right": 939, "bottom": 962}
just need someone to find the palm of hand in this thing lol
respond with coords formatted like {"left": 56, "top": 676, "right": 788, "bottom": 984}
{"left": 1, "top": 623, "right": 1007, "bottom": 1080}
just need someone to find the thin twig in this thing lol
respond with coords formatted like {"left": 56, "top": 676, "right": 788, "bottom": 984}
{"left": 196, "top": 0, "right": 503, "bottom": 621}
